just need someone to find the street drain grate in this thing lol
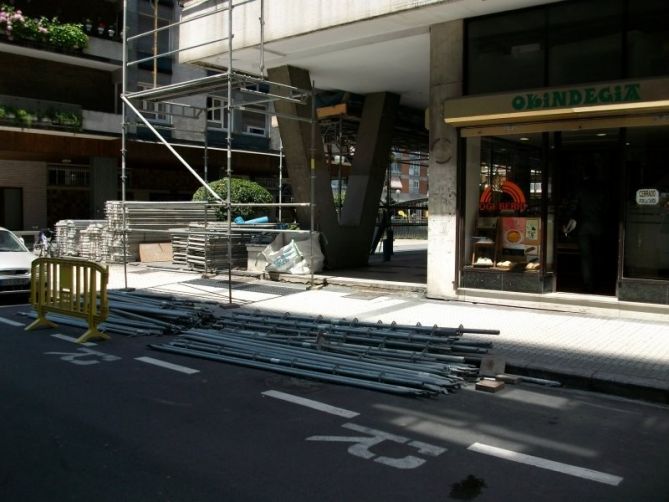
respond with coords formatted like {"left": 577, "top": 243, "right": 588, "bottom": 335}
{"left": 183, "top": 278, "right": 250, "bottom": 288}
{"left": 178, "top": 279, "right": 305, "bottom": 296}
{"left": 232, "top": 283, "right": 306, "bottom": 296}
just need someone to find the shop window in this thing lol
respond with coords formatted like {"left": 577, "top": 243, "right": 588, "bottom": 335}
{"left": 464, "top": 135, "right": 544, "bottom": 273}
{"left": 626, "top": 0, "right": 669, "bottom": 78}
{"left": 547, "top": 0, "right": 623, "bottom": 86}
{"left": 466, "top": 9, "right": 545, "bottom": 94}
{"left": 623, "top": 126, "right": 669, "bottom": 280}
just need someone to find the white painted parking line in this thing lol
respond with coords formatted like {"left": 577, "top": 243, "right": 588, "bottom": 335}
{"left": 135, "top": 356, "right": 200, "bottom": 374}
{"left": 262, "top": 390, "right": 359, "bottom": 418}
{"left": 468, "top": 442, "right": 623, "bottom": 486}
{"left": 51, "top": 334, "right": 97, "bottom": 347}
{"left": 0, "top": 316, "right": 24, "bottom": 327}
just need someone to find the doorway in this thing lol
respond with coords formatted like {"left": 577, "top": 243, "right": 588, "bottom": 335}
{"left": 0, "top": 187, "right": 23, "bottom": 230}
{"left": 553, "top": 129, "right": 621, "bottom": 295}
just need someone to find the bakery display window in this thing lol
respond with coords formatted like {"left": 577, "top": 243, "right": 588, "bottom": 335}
{"left": 464, "top": 134, "right": 545, "bottom": 272}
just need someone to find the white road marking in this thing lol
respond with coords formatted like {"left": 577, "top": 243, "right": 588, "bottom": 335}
{"left": 51, "top": 334, "right": 97, "bottom": 347}
{"left": 0, "top": 316, "right": 24, "bottom": 327}
{"left": 262, "top": 390, "right": 359, "bottom": 418}
{"left": 135, "top": 356, "right": 200, "bottom": 374}
{"left": 307, "top": 422, "right": 446, "bottom": 469}
{"left": 467, "top": 442, "right": 623, "bottom": 486}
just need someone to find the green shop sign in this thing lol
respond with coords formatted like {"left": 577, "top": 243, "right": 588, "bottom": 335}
{"left": 511, "top": 83, "right": 641, "bottom": 111}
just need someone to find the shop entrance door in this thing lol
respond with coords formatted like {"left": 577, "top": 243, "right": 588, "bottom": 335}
{"left": 553, "top": 129, "right": 621, "bottom": 295}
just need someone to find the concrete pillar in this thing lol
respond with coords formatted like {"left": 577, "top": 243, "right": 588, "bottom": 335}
{"left": 90, "top": 157, "right": 118, "bottom": 219}
{"left": 268, "top": 65, "right": 400, "bottom": 269}
{"left": 427, "top": 20, "right": 463, "bottom": 299}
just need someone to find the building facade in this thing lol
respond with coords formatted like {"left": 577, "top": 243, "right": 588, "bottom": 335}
{"left": 445, "top": 0, "right": 669, "bottom": 304}
{"left": 0, "top": 0, "right": 279, "bottom": 232}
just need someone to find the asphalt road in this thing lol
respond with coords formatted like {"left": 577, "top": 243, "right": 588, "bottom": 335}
{"left": 1, "top": 302, "right": 668, "bottom": 502}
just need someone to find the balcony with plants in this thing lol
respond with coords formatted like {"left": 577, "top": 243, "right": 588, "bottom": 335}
{"left": 0, "top": 1, "right": 122, "bottom": 65}
{"left": 0, "top": 101, "right": 82, "bottom": 132}
{"left": 0, "top": 4, "right": 88, "bottom": 52}
{"left": 0, "top": 94, "right": 124, "bottom": 136}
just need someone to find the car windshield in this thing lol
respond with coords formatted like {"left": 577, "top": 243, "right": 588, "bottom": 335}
{"left": 0, "top": 230, "right": 27, "bottom": 252}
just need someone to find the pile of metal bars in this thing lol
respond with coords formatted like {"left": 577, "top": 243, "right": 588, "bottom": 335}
{"left": 150, "top": 310, "right": 499, "bottom": 397}
{"left": 21, "top": 290, "right": 216, "bottom": 337}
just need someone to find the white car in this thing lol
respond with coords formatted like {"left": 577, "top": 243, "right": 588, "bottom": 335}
{"left": 0, "top": 227, "right": 36, "bottom": 295}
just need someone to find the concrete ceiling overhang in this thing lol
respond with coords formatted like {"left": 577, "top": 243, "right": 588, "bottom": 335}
{"left": 186, "top": 0, "right": 562, "bottom": 109}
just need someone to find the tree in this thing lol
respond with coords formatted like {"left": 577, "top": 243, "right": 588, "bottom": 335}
{"left": 192, "top": 177, "right": 273, "bottom": 221}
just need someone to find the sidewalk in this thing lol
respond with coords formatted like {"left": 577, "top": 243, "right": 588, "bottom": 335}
{"left": 108, "top": 263, "right": 669, "bottom": 404}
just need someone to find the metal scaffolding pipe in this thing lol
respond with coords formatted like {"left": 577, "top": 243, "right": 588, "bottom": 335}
{"left": 121, "top": 95, "right": 223, "bottom": 202}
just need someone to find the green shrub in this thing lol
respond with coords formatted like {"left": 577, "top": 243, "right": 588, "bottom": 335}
{"left": 48, "top": 22, "right": 88, "bottom": 50}
{"left": 193, "top": 177, "right": 273, "bottom": 221}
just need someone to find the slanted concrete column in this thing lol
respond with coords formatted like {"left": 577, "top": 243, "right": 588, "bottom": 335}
{"left": 339, "top": 91, "right": 400, "bottom": 261}
{"left": 269, "top": 65, "right": 400, "bottom": 269}
{"left": 340, "top": 92, "right": 399, "bottom": 226}
{"left": 427, "top": 20, "right": 463, "bottom": 299}
{"left": 267, "top": 65, "right": 339, "bottom": 238}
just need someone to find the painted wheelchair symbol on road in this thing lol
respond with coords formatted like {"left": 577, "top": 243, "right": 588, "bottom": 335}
{"left": 307, "top": 422, "right": 446, "bottom": 469}
{"left": 44, "top": 347, "right": 121, "bottom": 366}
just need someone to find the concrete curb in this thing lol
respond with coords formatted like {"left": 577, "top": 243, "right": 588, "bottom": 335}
{"left": 507, "top": 363, "right": 669, "bottom": 405}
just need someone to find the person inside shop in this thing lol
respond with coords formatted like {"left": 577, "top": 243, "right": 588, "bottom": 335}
{"left": 562, "top": 164, "right": 607, "bottom": 293}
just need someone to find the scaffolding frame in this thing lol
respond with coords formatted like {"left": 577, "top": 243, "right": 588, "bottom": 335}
{"left": 120, "top": 0, "right": 317, "bottom": 301}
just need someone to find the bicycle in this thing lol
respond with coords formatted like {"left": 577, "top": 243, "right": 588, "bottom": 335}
{"left": 33, "top": 229, "right": 58, "bottom": 258}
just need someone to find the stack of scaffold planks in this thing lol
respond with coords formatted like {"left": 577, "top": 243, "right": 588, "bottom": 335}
{"left": 55, "top": 220, "right": 106, "bottom": 257}
{"left": 53, "top": 201, "right": 276, "bottom": 268}
{"left": 103, "top": 201, "right": 212, "bottom": 263}
{"left": 184, "top": 222, "right": 248, "bottom": 273}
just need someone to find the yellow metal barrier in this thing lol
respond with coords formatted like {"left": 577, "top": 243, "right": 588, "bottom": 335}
{"left": 25, "top": 258, "right": 110, "bottom": 343}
